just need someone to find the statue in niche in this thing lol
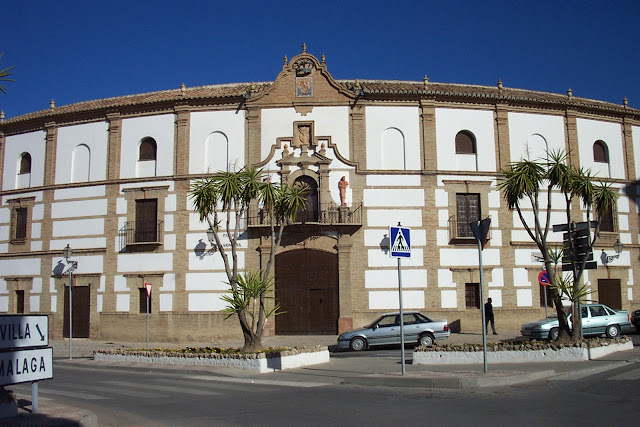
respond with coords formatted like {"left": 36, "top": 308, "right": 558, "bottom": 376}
{"left": 338, "top": 176, "right": 349, "bottom": 206}
{"left": 295, "top": 125, "right": 311, "bottom": 147}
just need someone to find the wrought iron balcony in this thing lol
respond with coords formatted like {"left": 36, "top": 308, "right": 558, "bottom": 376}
{"left": 448, "top": 215, "right": 491, "bottom": 244}
{"left": 119, "top": 221, "right": 164, "bottom": 250}
{"left": 247, "top": 203, "right": 362, "bottom": 227}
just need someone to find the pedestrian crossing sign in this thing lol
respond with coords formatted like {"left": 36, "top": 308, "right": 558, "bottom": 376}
{"left": 389, "top": 226, "right": 411, "bottom": 258}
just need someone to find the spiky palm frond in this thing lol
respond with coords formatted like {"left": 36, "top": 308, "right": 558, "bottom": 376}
{"left": 0, "top": 53, "right": 15, "bottom": 95}
{"left": 499, "top": 159, "right": 544, "bottom": 210}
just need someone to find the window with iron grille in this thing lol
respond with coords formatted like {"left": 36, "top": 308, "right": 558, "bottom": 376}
{"left": 455, "top": 131, "right": 476, "bottom": 154}
{"left": 139, "top": 288, "right": 151, "bottom": 313}
{"left": 135, "top": 199, "right": 158, "bottom": 243}
{"left": 465, "top": 283, "right": 480, "bottom": 309}
{"left": 456, "top": 193, "right": 480, "bottom": 238}
{"left": 12, "top": 207, "right": 28, "bottom": 240}
{"left": 15, "top": 290, "right": 24, "bottom": 314}
{"left": 599, "top": 204, "right": 616, "bottom": 232}
{"left": 539, "top": 284, "right": 553, "bottom": 307}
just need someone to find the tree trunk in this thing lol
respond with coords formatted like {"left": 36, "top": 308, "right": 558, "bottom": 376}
{"left": 242, "top": 331, "right": 264, "bottom": 353}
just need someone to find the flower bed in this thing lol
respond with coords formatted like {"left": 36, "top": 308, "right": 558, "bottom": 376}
{"left": 93, "top": 345, "right": 329, "bottom": 373}
{"left": 413, "top": 336, "right": 633, "bottom": 365}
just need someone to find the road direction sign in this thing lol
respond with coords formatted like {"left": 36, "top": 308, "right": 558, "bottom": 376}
{"left": 0, "top": 347, "right": 53, "bottom": 386}
{"left": 0, "top": 315, "right": 48, "bottom": 350}
{"left": 538, "top": 271, "right": 550, "bottom": 286}
{"left": 389, "top": 226, "right": 411, "bottom": 258}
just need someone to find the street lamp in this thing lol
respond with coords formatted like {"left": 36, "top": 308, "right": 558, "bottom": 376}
{"left": 601, "top": 239, "right": 623, "bottom": 265}
{"left": 63, "top": 244, "right": 78, "bottom": 359}
{"left": 206, "top": 226, "right": 217, "bottom": 252}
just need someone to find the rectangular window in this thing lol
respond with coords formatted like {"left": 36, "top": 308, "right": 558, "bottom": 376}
{"left": 456, "top": 193, "right": 480, "bottom": 238}
{"left": 539, "top": 284, "right": 553, "bottom": 307}
{"left": 139, "top": 288, "right": 151, "bottom": 314}
{"left": 16, "top": 290, "right": 24, "bottom": 314}
{"left": 12, "top": 207, "right": 28, "bottom": 241}
{"left": 599, "top": 205, "right": 615, "bottom": 232}
{"left": 135, "top": 199, "right": 158, "bottom": 243}
{"left": 465, "top": 283, "right": 480, "bottom": 309}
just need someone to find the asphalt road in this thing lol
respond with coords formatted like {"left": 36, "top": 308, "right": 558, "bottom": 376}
{"left": 8, "top": 350, "right": 640, "bottom": 426}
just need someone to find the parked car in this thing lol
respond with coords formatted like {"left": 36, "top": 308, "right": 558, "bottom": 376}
{"left": 520, "top": 303, "right": 633, "bottom": 341}
{"left": 631, "top": 309, "right": 640, "bottom": 332}
{"left": 337, "top": 311, "right": 450, "bottom": 351}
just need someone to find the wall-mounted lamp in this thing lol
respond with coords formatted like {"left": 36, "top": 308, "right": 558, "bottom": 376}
{"left": 601, "top": 238, "right": 623, "bottom": 265}
{"left": 206, "top": 226, "right": 217, "bottom": 251}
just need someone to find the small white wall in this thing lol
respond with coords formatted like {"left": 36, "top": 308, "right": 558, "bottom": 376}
{"left": 508, "top": 112, "right": 565, "bottom": 162}
{"left": 576, "top": 118, "right": 624, "bottom": 179}
{"left": 52, "top": 218, "right": 104, "bottom": 237}
{"left": 189, "top": 110, "right": 245, "bottom": 174}
{"left": 260, "top": 107, "right": 350, "bottom": 161}
{"left": 2, "top": 131, "right": 46, "bottom": 190}
{"left": 369, "top": 290, "right": 424, "bottom": 310}
{"left": 435, "top": 109, "right": 496, "bottom": 172}
{"left": 0, "top": 258, "right": 41, "bottom": 276}
{"left": 365, "top": 106, "right": 420, "bottom": 170}
{"left": 632, "top": 126, "right": 640, "bottom": 179}
{"left": 363, "top": 189, "right": 425, "bottom": 207}
{"left": 51, "top": 199, "right": 108, "bottom": 218}
{"left": 55, "top": 121, "right": 108, "bottom": 184}
{"left": 117, "top": 253, "right": 174, "bottom": 272}
{"left": 120, "top": 114, "right": 175, "bottom": 179}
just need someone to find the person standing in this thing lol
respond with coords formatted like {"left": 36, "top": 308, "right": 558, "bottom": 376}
{"left": 484, "top": 298, "right": 497, "bottom": 335}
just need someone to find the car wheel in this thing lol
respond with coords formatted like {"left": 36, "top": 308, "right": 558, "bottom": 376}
{"left": 349, "top": 337, "right": 367, "bottom": 351}
{"left": 605, "top": 324, "right": 620, "bottom": 338}
{"left": 549, "top": 328, "right": 559, "bottom": 341}
{"left": 418, "top": 333, "right": 435, "bottom": 347}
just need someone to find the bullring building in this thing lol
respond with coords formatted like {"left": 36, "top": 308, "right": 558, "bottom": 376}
{"left": 0, "top": 47, "right": 638, "bottom": 342}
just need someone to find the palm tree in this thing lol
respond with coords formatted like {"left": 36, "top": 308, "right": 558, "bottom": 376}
{"left": 499, "top": 150, "right": 617, "bottom": 342}
{"left": 0, "top": 53, "right": 15, "bottom": 94}
{"left": 190, "top": 167, "right": 307, "bottom": 352}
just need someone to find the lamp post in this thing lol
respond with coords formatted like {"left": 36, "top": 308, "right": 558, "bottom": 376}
{"left": 601, "top": 239, "right": 623, "bottom": 266}
{"left": 63, "top": 244, "right": 77, "bottom": 360}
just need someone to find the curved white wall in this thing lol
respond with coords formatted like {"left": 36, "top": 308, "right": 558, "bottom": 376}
{"left": 56, "top": 121, "right": 108, "bottom": 184}
{"left": 508, "top": 112, "right": 565, "bottom": 162}
{"left": 120, "top": 114, "right": 175, "bottom": 179}
{"left": 190, "top": 110, "right": 245, "bottom": 174}
{"left": 365, "top": 106, "right": 420, "bottom": 170}
{"left": 435, "top": 108, "right": 496, "bottom": 172}
{"left": 2, "top": 131, "right": 46, "bottom": 190}
{"left": 576, "top": 118, "right": 624, "bottom": 179}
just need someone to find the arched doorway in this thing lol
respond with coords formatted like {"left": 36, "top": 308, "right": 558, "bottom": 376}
{"left": 293, "top": 176, "right": 318, "bottom": 222}
{"left": 275, "top": 249, "right": 338, "bottom": 334}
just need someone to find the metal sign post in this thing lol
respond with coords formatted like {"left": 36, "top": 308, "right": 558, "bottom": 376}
{"left": 538, "top": 270, "right": 550, "bottom": 318}
{"left": 470, "top": 218, "right": 491, "bottom": 374}
{"left": 389, "top": 223, "right": 411, "bottom": 376}
{"left": 145, "top": 283, "right": 152, "bottom": 348}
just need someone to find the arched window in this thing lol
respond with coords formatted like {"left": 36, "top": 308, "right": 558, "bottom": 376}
{"left": 205, "top": 132, "right": 229, "bottom": 172}
{"left": 71, "top": 144, "right": 91, "bottom": 183}
{"left": 593, "top": 140, "right": 609, "bottom": 163}
{"left": 455, "top": 131, "right": 476, "bottom": 154}
{"left": 381, "top": 128, "right": 406, "bottom": 170}
{"left": 293, "top": 175, "right": 318, "bottom": 223}
{"left": 139, "top": 137, "right": 157, "bottom": 161}
{"left": 19, "top": 153, "right": 31, "bottom": 174}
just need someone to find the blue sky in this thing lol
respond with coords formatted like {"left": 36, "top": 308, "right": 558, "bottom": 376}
{"left": 1, "top": 1, "right": 639, "bottom": 119}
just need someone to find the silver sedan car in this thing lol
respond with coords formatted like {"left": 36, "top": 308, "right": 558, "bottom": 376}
{"left": 337, "top": 311, "right": 450, "bottom": 351}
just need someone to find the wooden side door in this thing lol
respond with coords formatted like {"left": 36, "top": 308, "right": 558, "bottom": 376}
{"left": 598, "top": 279, "right": 622, "bottom": 310}
{"left": 63, "top": 285, "right": 90, "bottom": 338}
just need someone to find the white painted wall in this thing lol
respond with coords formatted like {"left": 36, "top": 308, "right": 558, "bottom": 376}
{"left": 51, "top": 199, "right": 108, "bottom": 218}
{"left": 435, "top": 109, "right": 496, "bottom": 172}
{"left": 366, "top": 209, "right": 422, "bottom": 227}
{"left": 633, "top": 126, "right": 640, "bottom": 179}
{"left": 188, "top": 293, "right": 230, "bottom": 311}
{"left": 366, "top": 175, "right": 421, "bottom": 187}
{"left": 120, "top": 114, "right": 175, "bottom": 178}
{"left": 261, "top": 107, "right": 350, "bottom": 162}
{"left": 52, "top": 218, "right": 104, "bottom": 237}
{"left": 117, "top": 253, "right": 174, "bottom": 272}
{"left": 440, "top": 248, "right": 500, "bottom": 266}
{"left": 2, "top": 131, "right": 46, "bottom": 190}
{"left": 363, "top": 189, "right": 425, "bottom": 207}
{"left": 365, "top": 106, "right": 420, "bottom": 170}
{"left": 365, "top": 269, "right": 427, "bottom": 288}
{"left": 55, "top": 121, "right": 108, "bottom": 184}
{"left": 369, "top": 290, "right": 424, "bottom": 309}
{"left": 576, "top": 118, "right": 624, "bottom": 179}
{"left": 189, "top": 110, "right": 245, "bottom": 174}
{"left": 508, "top": 112, "right": 565, "bottom": 162}
{"left": 186, "top": 272, "right": 230, "bottom": 290}
{"left": 0, "top": 258, "right": 41, "bottom": 276}
{"left": 54, "top": 185, "right": 105, "bottom": 200}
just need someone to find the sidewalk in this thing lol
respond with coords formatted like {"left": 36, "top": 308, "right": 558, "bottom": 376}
{"left": 6, "top": 331, "right": 639, "bottom": 426}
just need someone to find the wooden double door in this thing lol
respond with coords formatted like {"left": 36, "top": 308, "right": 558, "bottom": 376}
{"left": 275, "top": 249, "right": 339, "bottom": 334}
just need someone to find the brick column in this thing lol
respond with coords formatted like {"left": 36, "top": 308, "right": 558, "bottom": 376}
{"left": 245, "top": 108, "right": 261, "bottom": 167}
{"left": 107, "top": 113, "right": 122, "bottom": 180}
{"left": 337, "top": 235, "right": 353, "bottom": 333}
{"left": 44, "top": 122, "right": 57, "bottom": 186}
{"left": 565, "top": 109, "right": 579, "bottom": 167}
{"left": 349, "top": 105, "right": 365, "bottom": 166}
{"left": 495, "top": 104, "right": 511, "bottom": 171}
{"left": 174, "top": 106, "right": 190, "bottom": 176}
{"left": 420, "top": 99, "right": 437, "bottom": 171}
